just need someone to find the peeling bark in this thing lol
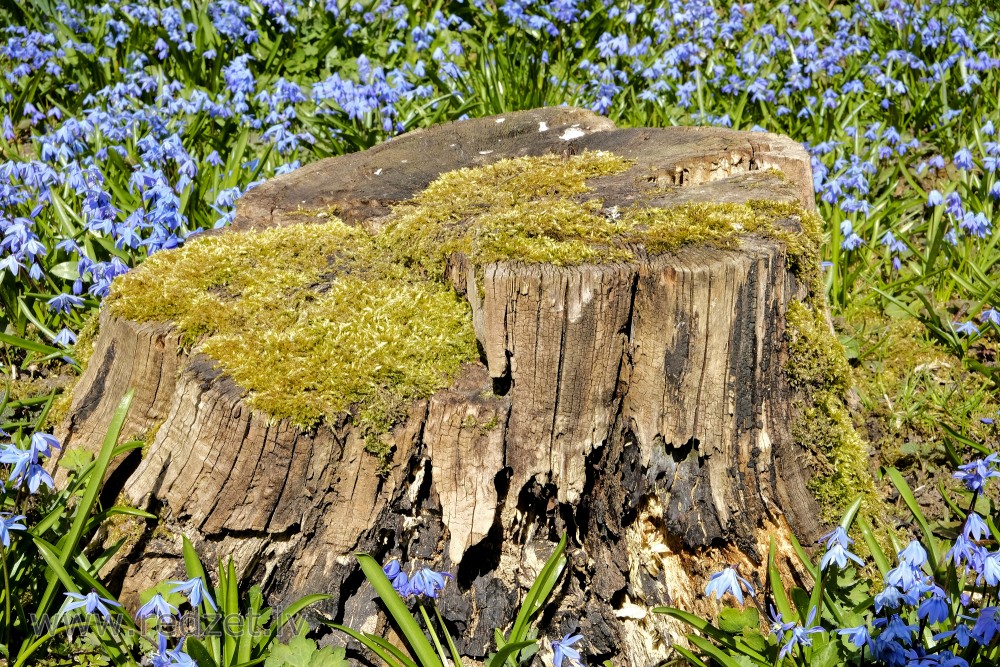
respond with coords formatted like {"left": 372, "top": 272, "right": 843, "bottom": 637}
{"left": 58, "top": 108, "right": 824, "bottom": 666}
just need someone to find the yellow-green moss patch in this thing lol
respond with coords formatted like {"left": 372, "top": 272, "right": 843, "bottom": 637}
{"left": 108, "top": 221, "right": 480, "bottom": 436}
{"left": 786, "top": 300, "right": 878, "bottom": 524}
{"left": 380, "top": 152, "right": 816, "bottom": 277}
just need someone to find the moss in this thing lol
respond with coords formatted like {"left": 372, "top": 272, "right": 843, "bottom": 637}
{"left": 785, "top": 300, "right": 878, "bottom": 525}
{"left": 786, "top": 301, "right": 852, "bottom": 394}
{"left": 73, "top": 309, "right": 101, "bottom": 369}
{"left": 41, "top": 381, "right": 76, "bottom": 430}
{"left": 108, "top": 222, "right": 479, "bottom": 441}
{"left": 105, "top": 150, "right": 824, "bottom": 469}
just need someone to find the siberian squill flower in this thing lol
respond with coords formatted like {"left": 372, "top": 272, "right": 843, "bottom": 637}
{"left": 954, "top": 320, "right": 979, "bottom": 336}
{"left": 168, "top": 577, "right": 217, "bottom": 611}
{"left": 136, "top": 593, "right": 178, "bottom": 622}
{"left": 954, "top": 455, "right": 1000, "bottom": 492}
{"left": 0, "top": 512, "right": 26, "bottom": 547}
{"left": 63, "top": 590, "right": 121, "bottom": 620}
{"left": 837, "top": 624, "right": 873, "bottom": 650}
{"left": 551, "top": 632, "right": 584, "bottom": 667}
{"left": 383, "top": 559, "right": 410, "bottom": 596}
{"left": 704, "top": 566, "right": 754, "bottom": 605}
{"left": 408, "top": 567, "right": 451, "bottom": 599}
{"left": 819, "top": 527, "right": 864, "bottom": 571}
{"left": 777, "top": 607, "right": 823, "bottom": 659}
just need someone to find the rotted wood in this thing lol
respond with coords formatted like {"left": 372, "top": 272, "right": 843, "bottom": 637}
{"left": 58, "top": 107, "right": 823, "bottom": 666}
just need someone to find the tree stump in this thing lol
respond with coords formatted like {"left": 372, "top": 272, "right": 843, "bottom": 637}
{"left": 58, "top": 107, "right": 834, "bottom": 665}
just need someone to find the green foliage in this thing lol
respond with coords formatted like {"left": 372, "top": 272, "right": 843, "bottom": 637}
{"left": 328, "top": 535, "right": 568, "bottom": 667}
{"left": 264, "top": 635, "right": 349, "bottom": 667}
{"left": 2, "top": 392, "right": 153, "bottom": 665}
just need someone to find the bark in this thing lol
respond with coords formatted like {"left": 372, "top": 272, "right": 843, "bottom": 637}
{"left": 57, "top": 107, "right": 824, "bottom": 666}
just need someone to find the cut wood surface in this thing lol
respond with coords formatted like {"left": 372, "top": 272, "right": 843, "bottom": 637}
{"left": 59, "top": 107, "right": 830, "bottom": 665}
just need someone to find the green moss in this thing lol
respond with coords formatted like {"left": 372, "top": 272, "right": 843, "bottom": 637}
{"left": 106, "top": 150, "right": 824, "bottom": 469}
{"left": 786, "top": 301, "right": 852, "bottom": 394}
{"left": 73, "top": 309, "right": 101, "bottom": 368}
{"left": 785, "top": 300, "right": 878, "bottom": 524}
{"left": 108, "top": 222, "right": 479, "bottom": 442}
{"left": 41, "top": 382, "right": 76, "bottom": 430}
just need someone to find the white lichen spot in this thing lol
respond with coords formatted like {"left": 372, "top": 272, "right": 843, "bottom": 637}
{"left": 559, "top": 127, "right": 586, "bottom": 141}
{"left": 495, "top": 117, "right": 506, "bottom": 123}
{"left": 538, "top": 121, "right": 549, "bottom": 132}
{"left": 479, "top": 150, "right": 494, "bottom": 155}
{"left": 374, "top": 168, "right": 383, "bottom": 176}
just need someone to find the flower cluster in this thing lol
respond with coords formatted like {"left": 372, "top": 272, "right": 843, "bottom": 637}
{"left": 697, "top": 451, "right": 1000, "bottom": 666}
{"left": 382, "top": 559, "right": 452, "bottom": 599}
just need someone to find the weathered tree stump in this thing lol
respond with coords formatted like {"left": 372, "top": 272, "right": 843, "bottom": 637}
{"left": 58, "top": 108, "right": 835, "bottom": 665}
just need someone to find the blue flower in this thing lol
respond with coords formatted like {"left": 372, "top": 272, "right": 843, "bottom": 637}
{"left": 954, "top": 456, "right": 1000, "bottom": 492}
{"left": 971, "top": 607, "right": 1000, "bottom": 645}
{"left": 918, "top": 594, "right": 950, "bottom": 625}
{"left": 934, "top": 620, "right": 974, "bottom": 648}
{"left": 820, "top": 540, "right": 864, "bottom": 571}
{"left": 777, "top": 607, "right": 823, "bottom": 659}
{"left": 837, "top": 624, "right": 873, "bottom": 650}
{"left": 168, "top": 577, "right": 217, "bottom": 611}
{"left": 53, "top": 328, "right": 77, "bottom": 347}
{"left": 407, "top": 567, "right": 451, "bottom": 599}
{"left": 704, "top": 566, "right": 754, "bottom": 605}
{"left": 876, "top": 614, "right": 918, "bottom": 643}
{"left": 136, "top": 593, "right": 178, "bottom": 622}
{"left": 46, "top": 292, "right": 84, "bottom": 314}
{"left": 768, "top": 605, "right": 795, "bottom": 634}
{"left": 964, "top": 513, "right": 989, "bottom": 540}
{"left": 63, "top": 590, "right": 121, "bottom": 620}
{"left": 551, "top": 632, "right": 584, "bottom": 667}
{"left": 926, "top": 190, "right": 944, "bottom": 207}
{"left": 953, "top": 320, "right": 979, "bottom": 336}
{"left": 954, "top": 148, "right": 975, "bottom": 171}
{"left": 383, "top": 559, "right": 411, "bottom": 596}
{"left": 819, "top": 526, "right": 852, "bottom": 549}
{"left": 0, "top": 512, "right": 26, "bottom": 547}
{"left": 899, "top": 541, "right": 928, "bottom": 568}
{"left": 982, "top": 551, "right": 1000, "bottom": 586}
{"left": 981, "top": 308, "right": 1000, "bottom": 326}
{"left": 30, "top": 433, "right": 60, "bottom": 458}
{"left": 874, "top": 585, "right": 917, "bottom": 613}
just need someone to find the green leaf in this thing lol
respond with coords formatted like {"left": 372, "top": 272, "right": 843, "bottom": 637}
{"left": 34, "top": 391, "right": 133, "bottom": 619}
{"left": 687, "top": 635, "right": 750, "bottom": 667}
{"left": 884, "top": 467, "right": 939, "bottom": 572}
{"left": 323, "top": 623, "right": 408, "bottom": 667}
{"left": 857, "top": 517, "right": 891, "bottom": 576}
{"left": 670, "top": 644, "right": 708, "bottom": 667}
{"left": 808, "top": 641, "right": 840, "bottom": 667}
{"left": 57, "top": 448, "right": 94, "bottom": 474}
{"left": 718, "top": 607, "right": 759, "bottom": 634}
{"left": 509, "top": 534, "right": 567, "bottom": 645}
{"left": 0, "top": 331, "right": 61, "bottom": 355}
{"left": 264, "top": 636, "right": 349, "bottom": 667}
{"left": 767, "top": 537, "right": 793, "bottom": 620}
{"left": 186, "top": 637, "right": 220, "bottom": 667}
{"left": 276, "top": 593, "right": 332, "bottom": 631}
{"left": 486, "top": 640, "right": 535, "bottom": 667}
